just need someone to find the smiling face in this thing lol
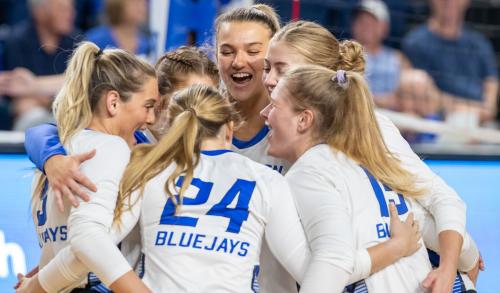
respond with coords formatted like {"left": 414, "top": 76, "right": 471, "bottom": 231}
{"left": 263, "top": 40, "right": 308, "bottom": 94}
{"left": 117, "top": 76, "right": 159, "bottom": 139}
{"left": 260, "top": 79, "right": 302, "bottom": 162}
{"left": 217, "top": 21, "right": 271, "bottom": 103}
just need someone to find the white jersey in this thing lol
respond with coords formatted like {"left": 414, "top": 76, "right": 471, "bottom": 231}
{"left": 231, "top": 125, "right": 296, "bottom": 293}
{"left": 32, "top": 130, "right": 133, "bottom": 292}
{"left": 137, "top": 150, "right": 309, "bottom": 292}
{"left": 37, "top": 150, "right": 311, "bottom": 293}
{"left": 286, "top": 144, "right": 432, "bottom": 293}
{"left": 231, "top": 125, "right": 289, "bottom": 175}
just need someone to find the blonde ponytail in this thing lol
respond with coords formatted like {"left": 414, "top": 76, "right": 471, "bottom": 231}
{"left": 115, "top": 85, "right": 240, "bottom": 224}
{"left": 32, "top": 41, "right": 155, "bottom": 214}
{"left": 284, "top": 65, "right": 424, "bottom": 197}
{"left": 52, "top": 42, "right": 100, "bottom": 144}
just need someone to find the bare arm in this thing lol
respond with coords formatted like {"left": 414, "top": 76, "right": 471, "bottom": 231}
{"left": 422, "top": 231, "right": 463, "bottom": 292}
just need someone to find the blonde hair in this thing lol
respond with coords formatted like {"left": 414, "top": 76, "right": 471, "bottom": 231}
{"left": 33, "top": 41, "right": 155, "bottom": 214}
{"left": 215, "top": 4, "right": 281, "bottom": 42}
{"left": 272, "top": 21, "right": 365, "bottom": 73}
{"left": 283, "top": 65, "right": 423, "bottom": 197}
{"left": 115, "top": 84, "right": 241, "bottom": 223}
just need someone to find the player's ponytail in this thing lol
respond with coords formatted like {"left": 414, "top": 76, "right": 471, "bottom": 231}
{"left": 116, "top": 84, "right": 240, "bottom": 225}
{"left": 32, "top": 41, "right": 155, "bottom": 219}
{"left": 283, "top": 65, "right": 425, "bottom": 197}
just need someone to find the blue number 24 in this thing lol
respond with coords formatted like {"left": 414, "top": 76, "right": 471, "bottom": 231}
{"left": 160, "top": 177, "right": 256, "bottom": 234}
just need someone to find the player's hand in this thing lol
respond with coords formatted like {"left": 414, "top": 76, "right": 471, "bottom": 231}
{"left": 15, "top": 274, "right": 46, "bottom": 293}
{"left": 13, "top": 266, "right": 38, "bottom": 289}
{"left": 388, "top": 203, "right": 421, "bottom": 258}
{"left": 467, "top": 254, "right": 484, "bottom": 285}
{"left": 45, "top": 150, "right": 97, "bottom": 212}
{"left": 422, "top": 266, "right": 456, "bottom": 293}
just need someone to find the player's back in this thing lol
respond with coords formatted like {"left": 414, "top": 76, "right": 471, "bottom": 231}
{"left": 139, "top": 150, "right": 291, "bottom": 292}
{"left": 287, "top": 144, "right": 432, "bottom": 293}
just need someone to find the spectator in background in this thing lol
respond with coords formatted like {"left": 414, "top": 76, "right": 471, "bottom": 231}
{"left": 352, "top": 0, "right": 410, "bottom": 110}
{"left": 395, "top": 69, "right": 442, "bottom": 143}
{"left": 86, "top": 0, "right": 152, "bottom": 59}
{"left": 0, "top": 0, "right": 81, "bottom": 131}
{"left": 403, "top": 0, "right": 498, "bottom": 125}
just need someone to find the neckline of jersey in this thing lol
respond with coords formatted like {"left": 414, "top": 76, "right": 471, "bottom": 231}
{"left": 201, "top": 149, "right": 234, "bottom": 156}
{"left": 231, "top": 125, "right": 269, "bottom": 149}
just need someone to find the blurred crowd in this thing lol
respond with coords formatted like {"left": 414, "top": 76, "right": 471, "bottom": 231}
{"left": 0, "top": 0, "right": 498, "bottom": 145}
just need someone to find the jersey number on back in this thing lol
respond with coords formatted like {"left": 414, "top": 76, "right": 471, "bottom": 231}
{"left": 160, "top": 177, "right": 256, "bottom": 234}
{"left": 36, "top": 181, "right": 49, "bottom": 226}
{"left": 364, "top": 169, "right": 408, "bottom": 217}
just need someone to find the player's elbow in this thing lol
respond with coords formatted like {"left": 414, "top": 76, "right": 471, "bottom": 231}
{"left": 311, "top": 246, "right": 355, "bottom": 275}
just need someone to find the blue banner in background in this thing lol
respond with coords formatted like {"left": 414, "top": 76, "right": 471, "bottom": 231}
{"left": 0, "top": 155, "right": 38, "bottom": 291}
{"left": 0, "top": 155, "right": 498, "bottom": 292}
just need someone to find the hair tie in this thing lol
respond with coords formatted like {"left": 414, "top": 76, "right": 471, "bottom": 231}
{"left": 187, "top": 107, "right": 197, "bottom": 117}
{"left": 332, "top": 70, "right": 347, "bottom": 87}
{"left": 95, "top": 48, "right": 104, "bottom": 58}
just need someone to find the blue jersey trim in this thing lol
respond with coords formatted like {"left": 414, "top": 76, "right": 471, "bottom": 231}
{"left": 201, "top": 149, "right": 233, "bottom": 156}
{"left": 232, "top": 125, "right": 269, "bottom": 149}
{"left": 134, "top": 131, "right": 150, "bottom": 144}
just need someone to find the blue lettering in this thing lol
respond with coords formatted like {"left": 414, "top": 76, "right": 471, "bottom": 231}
{"left": 155, "top": 231, "right": 168, "bottom": 245}
{"left": 376, "top": 223, "right": 391, "bottom": 239}
{"left": 167, "top": 231, "right": 177, "bottom": 246}
{"left": 49, "top": 227, "right": 59, "bottom": 241}
{"left": 238, "top": 242, "right": 249, "bottom": 257}
{"left": 204, "top": 236, "right": 218, "bottom": 251}
{"left": 43, "top": 230, "right": 49, "bottom": 243}
{"left": 60, "top": 226, "right": 67, "bottom": 241}
{"left": 179, "top": 232, "right": 193, "bottom": 247}
{"left": 216, "top": 238, "right": 228, "bottom": 253}
{"left": 193, "top": 234, "right": 205, "bottom": 249}
{"left": 229, "top": 239, "right": 240, "bottom": 253}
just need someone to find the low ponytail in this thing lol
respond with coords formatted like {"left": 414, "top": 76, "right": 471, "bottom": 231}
{"left": 115, "top": 85, "right": 240, "bottom": 225}
{"left": 284, "top": 65, "right": 424, "bottom": 197}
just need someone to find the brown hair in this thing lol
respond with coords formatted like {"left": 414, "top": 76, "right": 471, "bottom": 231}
{"left": 283, "top": 65, "right": 423, "bottom": 197}
{"left": 116, "top": 84, "right": 241, "bottom": 224}
{"left": 156, "top": 46, "right": 219, "bottom": 98}
{"left": 215, "top": 4, "right": 281, "bottom": 42}
{"left": 272, "top": 20, "right": 365, "bottom": 73}
{"left": 151, "top": 46, "right": 219, "bottom": 137}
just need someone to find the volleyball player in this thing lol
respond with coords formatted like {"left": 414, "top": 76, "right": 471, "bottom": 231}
{"left": 20, "top": 85, "right": 315, "bottom": 293}
{"left": 262, "top": 64, "right": 433, "bottom": 292}
{"left": 20, "top": 41, "right": 158, "bottom": 292}
{"left": 262, "top": 21, "right": 480, "bottom": 292}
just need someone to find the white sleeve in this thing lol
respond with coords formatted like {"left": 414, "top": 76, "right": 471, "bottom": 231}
{"left": 38, "top": 189, "right": 143, "bottom": 292}
{"left": 348, "top": 249, "right": 372, "bottom": 284}
{"left": 285, "top": 169, "right": 354, "bottom": 293}
{"left": 376, "top": 112, "right": 466, "bottom": 236}
{"left": 263, "top": 174, "right": 310, "bottom": 284}
{"left": 67, "top": 137, "right": 135, "bottom": 286}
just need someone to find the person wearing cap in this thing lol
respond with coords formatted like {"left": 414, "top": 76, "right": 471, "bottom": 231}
{"left": 352, "top": 0, "right": 411, "bottom": 110}
{"left": 402, "top": 0, "right": 498, "bottom": 125}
